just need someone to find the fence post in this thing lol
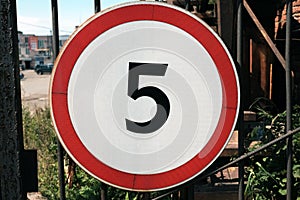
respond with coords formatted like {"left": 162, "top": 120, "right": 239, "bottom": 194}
{"left": 237, "top": 0, "right": 245, "bottom": 199}
{"left": 285, "top": 0, "right": 293, "bottom": 199}
{"left": 50, "top": 0, "right": 66, "bottom": 200}
{"left": 92, "top": 2, "right": 109, "bottom": 199}
{"left": 94, "top": 0, "right": 101, "bottom": 13}
{"left": 0, "top": 0, "right": 26, "bottom": 199}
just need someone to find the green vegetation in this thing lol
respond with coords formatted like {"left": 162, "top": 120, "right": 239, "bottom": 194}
{"left": 22, "top": 107, "right": 165, "bottom": 199}
{"left": 245, "top": 103, "right": 300, "bottom": 199}
{"left": 23, "top": 107, "right": 102, "bottom": 199}
{"left": 23, "top": 104, "right": 300, "bottom": 199}
{"left": 23, "top": 107, "right": 59, "bottom": 199}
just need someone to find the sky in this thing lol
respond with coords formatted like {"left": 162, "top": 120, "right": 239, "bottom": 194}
{"left": 16, "top": 0, "right": 131, "bottom": 35}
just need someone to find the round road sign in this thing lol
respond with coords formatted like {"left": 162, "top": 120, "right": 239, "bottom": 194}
{"left": 50, "top": 2, "right": 240, "bottom": 191}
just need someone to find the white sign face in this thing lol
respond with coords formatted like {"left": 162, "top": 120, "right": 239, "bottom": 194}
{"left": 50, "top": 2, "right": 239, "bottom": 191}
{"left": 68, "top": 20, "right": 222, "bottom": 174}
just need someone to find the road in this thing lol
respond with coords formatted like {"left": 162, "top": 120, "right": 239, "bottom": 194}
{"left": 20, "top": 70, "right": 51, "bottom": 109}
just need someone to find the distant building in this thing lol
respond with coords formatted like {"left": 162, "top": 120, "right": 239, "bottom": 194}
{"left": 59, "top": 35, "right": 69, "bottom": 48}
{"left": 18, "top": 31, "right": 69, "bottom": 69}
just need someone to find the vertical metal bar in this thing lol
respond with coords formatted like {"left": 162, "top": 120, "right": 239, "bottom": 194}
{"left": 185, "top": 0, "right": 191, "bottom": 10}
{"left": 285, "top": 0, "right": 293, "bottom": 199}
{"left": 93, "top": 2, "right": 109, "bottom": 199}
{"left": 51, "top": 0, "right": 59, "bottom": 59}
{"left": 237, "top": 0, "right": 245, "bottom": 199}
{"left": 0, "top": 0, "right": 25, "bottom": 199}
{"left": 94, "top": 0, "right": 101, "bottom": 13}
{"left": 237, "top": 1, "right": 243, "bottom": 62}
{"left": 51, "top": 0, "right": 65, "bottom": 200}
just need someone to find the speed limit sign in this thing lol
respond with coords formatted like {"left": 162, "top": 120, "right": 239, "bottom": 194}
{"left": 50, "top": 2, "right": 239, "bottom": 191}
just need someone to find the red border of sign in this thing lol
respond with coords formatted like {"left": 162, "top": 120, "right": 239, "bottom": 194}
{"left": 50, "top": 2, "right": 239, "bottom": 191}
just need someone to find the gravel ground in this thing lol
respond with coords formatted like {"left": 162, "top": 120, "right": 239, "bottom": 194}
{"left": 20, "top": 69, "right": 52, "bottom": 110}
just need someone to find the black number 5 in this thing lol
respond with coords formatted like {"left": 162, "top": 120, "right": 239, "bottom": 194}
{"left": 126, "top": 62, "right": 170, "bottom": 134}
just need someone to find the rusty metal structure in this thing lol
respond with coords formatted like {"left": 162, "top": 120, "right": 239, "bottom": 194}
{"left": 1, "top": 0, "right": 300, "bottom": 199}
